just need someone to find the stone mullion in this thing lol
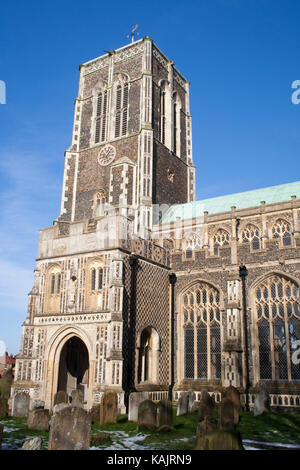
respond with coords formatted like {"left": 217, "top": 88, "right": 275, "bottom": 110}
{"left": 207, "top": 322, "right": 211, "bottom": 380}
{"left": 193, "top": 312, "right": 197, "bottom": 379}
{"left": 284, "top": 299, "right": 292, "bottom": 381}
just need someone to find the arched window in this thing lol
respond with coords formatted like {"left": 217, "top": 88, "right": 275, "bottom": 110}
{"left": 182, "top": 282, "right": 221, "bottom": 380}
{"left": 241, "top": 224, "right": 261, "bottom": 250}
{"left": 94, "top": 190, "right": 106, "bottom": 217}
{"left": 184, "top": 232, "right": 201, "bottom": 259}
{"left": 95, "top": 89, "right": 109, "bottom": 144}
{"left": 160, "top": 83, "right": 166, "bottom": 145}
{"left": 87, "top": 259, "right": 105, "bottom": 311}
{"left": 172, "top": 92, "right": 181, "bottom": 157}
{"left": 46, "top": 266, "right": 62, "bottom": 313}
{"left": 272, "top": 219, "right": 292, "bottom": 247}
{"left": 255, "top": 275, "right": 300, "bottom": 381}
{"left": 91, "top": 267, "right": 103, "bottom": 291}
{"left": 114, "top": 79, "right": 129, "bottom": 138}
{"left": 213, "top": 229, "right": 230, "bottom": 256}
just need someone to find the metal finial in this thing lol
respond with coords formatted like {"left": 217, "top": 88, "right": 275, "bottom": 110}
{"left": 127, "top": 24, "right": 139, "bottom": 43}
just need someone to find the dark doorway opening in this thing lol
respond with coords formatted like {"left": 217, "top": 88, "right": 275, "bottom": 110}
{"left": 57, "top": 337, "right": 89, "bottom": 401}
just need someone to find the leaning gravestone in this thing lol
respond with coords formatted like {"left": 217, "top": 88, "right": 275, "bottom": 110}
{"left": 218, "top": 397, "right": 235, "bottom": 431}
{"left": 53, "top": 390, "right": 68, "bottom": 406}
{"left": 48, "top": 406, "right": 91, "bottom": 450}
{"left": 188, "top": 390, "right": 196, "bottom": 413}
{"left": 100, "top": 392, "right": 118, "bottom": 425}
{"left": 156, "top": 400, "right": 173, "bottom": 429}
{"left": 21, "top": 437, "right": 43, "bottom": 450}
{"left": 195, "top": 416, "right": 217, "bottom": 450}
{"left": 0, "top": 397, "right": 8, "bottom": 418}
{"left": 128, "top": 392, "right": 149, "bottom": 422}
{"left": 176, "top": 391, "right": 189, "bottom": 416}
{"left": 89, "top": 404, "right": 101, "bottom": 424}
{"left": 253, "top": 385, "right": 270, "bottom": 416}
{"left": 13, "top": 391, "right": 30, "bottom": 417}
{"left": 27, "top": 409, "right": 50, "bottom": 431}
{"left": 225, "top": 386, "right": 241, "bottom": 424}
{"left": 198, "top": 390, "right": 215, "bottom": 422}
{"left": 70, "top": 389, "right": 83, "bottom": 408}
{"left": 138, "top": 400, "right": 157, "bottom": 431}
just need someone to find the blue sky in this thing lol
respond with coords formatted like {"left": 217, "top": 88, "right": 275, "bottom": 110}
{"left": 0, "top": 0, "right": 300, "bottom": 354}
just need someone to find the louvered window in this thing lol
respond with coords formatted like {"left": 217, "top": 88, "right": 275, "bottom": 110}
{"left": 95, "top": 90, "right": 108, "bottom": 144}
{"left": 115, "top": 83, "right": 129, "bottom": 138}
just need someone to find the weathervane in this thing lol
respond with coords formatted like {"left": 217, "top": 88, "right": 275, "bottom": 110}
{"left": 127, "top": 24, "right": 139, "bottom": 43}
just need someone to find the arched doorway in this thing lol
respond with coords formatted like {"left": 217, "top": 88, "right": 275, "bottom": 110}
{"left": 57, "top": 336, "right": 89, "bottom": 401}
{"left": 137, "top": 327, "right": 160, "bottom": 384}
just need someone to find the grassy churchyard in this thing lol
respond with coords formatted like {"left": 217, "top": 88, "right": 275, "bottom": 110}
{"left": 1, "top": 409, "right": 300, "bottom": 450}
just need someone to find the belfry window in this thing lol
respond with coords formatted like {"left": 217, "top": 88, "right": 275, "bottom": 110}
{"left": 94, "top": 190, "right": 106, "bottom": 217}
{"left": 115, "top": 83, "right": 129, "bottom": 138}
{"left": 255, "top": 275, "right": 300, "bottom": 381}
{"left": 95, "top": 90, "right": 109, "bottom": 144}
{"left": 182, "top": 282, "right": 221, "bottom": 380}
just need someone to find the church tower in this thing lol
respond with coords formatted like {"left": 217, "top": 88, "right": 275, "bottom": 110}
{"left": 11, "top": 37, "right": 194, "bottom": 414}
{"left": 58, "top": 36, "right": 195, "bottom": 233}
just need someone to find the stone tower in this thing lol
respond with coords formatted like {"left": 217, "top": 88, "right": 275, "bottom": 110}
{"left": 11, "top": 37, "right": 194, "bottom": 414}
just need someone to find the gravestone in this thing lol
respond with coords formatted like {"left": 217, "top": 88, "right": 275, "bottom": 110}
{"left": 225, "top": 386, "right": 241, "bottom": 424}
{"left": 21, "top": 437, "right": 43, "bottom": 450}
{"left": 137, "top": 400, "right": 157, "bottom": 431}
{"left": 53, "top": 390, "right": 68, "bottom": 406}
{"left": 0, "top": 424, "right": 3, "bottom": 450}
{"left": 48, "top": 406, "right": 91, "bottom": 450}
{"left": 156, "top": 400, "right": 173, "bottom": 429}
{"left": 89, "top": 404, "right": 101, "bottom": 424}
{"left": 70, "top": 389, "right": 83, "bottom": 408}
{"left": 0, "top": 397, "right": 8, "bottom": 418}
{"left": 253, "top": 385, "right": 270, "bottom": 416}
{"left": 188, "top": 390, "right": 196, "bottom": 413}
{"left": 128, "top": 392, "right": 149, "bottom": 422}
{"left": 176, "top": 391, "right": 189, "bottom": 416}
{"left": 218, "top": 398, "right": 235, "bottom": 431}
{"left": 195, "top": 417, "right": 217, "bottom": 450}
{"left": 0, "top": 369, "right": 13, "bottom": 399}
{"left": 13, "top": 391, "right": 30, "bottom": 417}
{"left": 100, "top": 392, "right": 118, "bottom": 425}
{"left": 196, "top": 429, "right": 244, "bottom": 450}
{"left": 198, "top": 390, "right": 215, "bottom": 422}
{"left": 27, "top": 409, "right": 50, "bottom": 430}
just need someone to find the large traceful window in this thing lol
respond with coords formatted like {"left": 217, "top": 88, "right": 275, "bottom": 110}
{"left": 182, "top": 282, "right": 221, "bottom": 380}
{"left": 241, "top": 224, "right": 261, "bottom": 250}
{"left": 272, "top": 219, "right": 292, "bottom": 247}
{"left": 255, "top": 275, "right": 300, "bottom": 381}
{"left": 115, "top": 83, "right": 128, "bottom": 138}
{"left": 213, "top": 229, "right": 230, "bottom": 256}
{"left": 95, "top": 90, "right": 109, "bottom": 144}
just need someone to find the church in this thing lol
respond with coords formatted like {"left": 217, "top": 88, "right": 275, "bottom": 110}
{"left": 11, "top": 37, "right": 300, "bottom": 414}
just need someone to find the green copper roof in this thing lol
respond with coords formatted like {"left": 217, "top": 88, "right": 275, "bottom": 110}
{"left": 161, "top": 181, "right": 300, "bottom": 224}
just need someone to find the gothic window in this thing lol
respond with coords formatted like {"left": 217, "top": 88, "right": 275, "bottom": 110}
{"left": 182, "top": 282, "right": 222, "bottom": 380}
{"left": 241, "top": 224, "right": 261, "bottom": 250}
{"left": 213, "top": 229, "right": 230, "bottom": 256}
{"left": 272, "top": 219, "right": 292, "bottom": 247}
{"left": 86, "top": 259, "right": 105, "bottom": 311}
{"left": 46, "top": 266, "right": 62, "bottom": 313}
{"left": 255, "top": 275, "right": 300, "bottom": 381}
{"left": 184, "top": 233, "right": 201, "bottom": 259}
{"left": 94, "top": 190, "right": 106, "bottom": 217}
{"left": 159, "top": 80, "right": 171, "bottom": 149}
{"left": 114, "top": 80, "right": 129, "bottom": 138}
{"left": 160, "top": 85, "right": 166, "bottom": 145}
{"left": 95, "top": 89, "right": 109, "bottom": 144}
{"left": 172, "top": 92, "right": 181, "bottom": 157}
{"left": 91, "top": 267, "right": 103, "bottom": 291}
